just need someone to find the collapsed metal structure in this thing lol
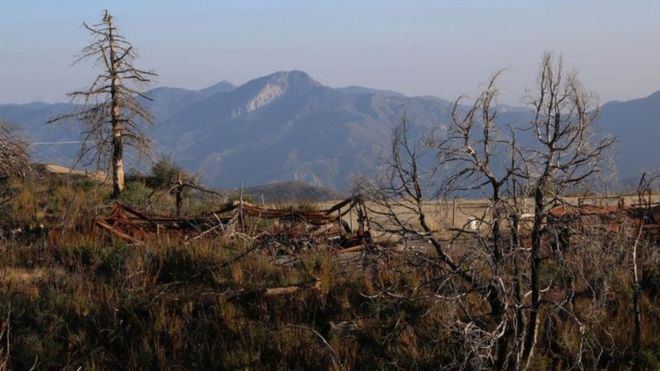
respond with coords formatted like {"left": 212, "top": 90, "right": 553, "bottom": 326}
{"left": 548, "top": 197, "right": 660, "bottom": 246}
{"left": 91, "top": 196, "right": 372, "bottom": 251}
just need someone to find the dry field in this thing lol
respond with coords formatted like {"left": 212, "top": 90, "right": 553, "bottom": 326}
{"left": 43, "top": 163, "right": 107, "bottom": 182}
{"left": 321, "top": 194, "right": 660, "bottom": 241}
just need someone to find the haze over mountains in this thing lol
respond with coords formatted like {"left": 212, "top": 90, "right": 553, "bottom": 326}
{"left": 0, "top": 70, "right": 658, "bottom": 190}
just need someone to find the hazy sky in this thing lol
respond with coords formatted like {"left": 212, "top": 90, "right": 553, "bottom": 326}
{"left": 1, "top": 0, "right": 659, "bottom": 105}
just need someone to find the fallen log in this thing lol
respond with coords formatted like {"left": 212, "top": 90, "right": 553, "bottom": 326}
{"left": 264, "top": 278, "right": 321, "bottom": 297}
{"left": 336, "top": 245, "right": 365, "bottom": 254}
{"left": 93, "top": 219, "right": 145, "bottom": 245}
{"left": 224, "top": 278, "right": 322, "bottom": 300}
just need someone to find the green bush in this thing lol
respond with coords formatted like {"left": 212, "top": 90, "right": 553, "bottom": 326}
{"left": 120, "top": 181, "right": 153, "bottom": 208}
{"left": 147, "top": 156, "right": 183, "bottom": 189}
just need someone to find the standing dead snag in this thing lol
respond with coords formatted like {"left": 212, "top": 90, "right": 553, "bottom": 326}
{"left": 366, "top": 54, "right": 619, "bottom": 370}
{"left": 630, "top": 173, "right": 658, "bottom": 370}
{"left": 520, "top": 53, "right": 614, "bottom": 369}
{"left": 167, "top": 173, "right": 225, "bottom": 217}
{"left": 365, "top": 113, "right": 510, "bottom": 369}
{"left": 425, "top": 71, "right": 527, "bottom": 370}
{"left": 48, "top": 10, "right": 157, "bottom": 197}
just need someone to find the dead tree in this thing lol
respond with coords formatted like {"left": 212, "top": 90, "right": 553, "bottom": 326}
{"left": 425, "top": 71, "right": 528, "bottom": 370}
{"left": 428, "top": 70, "right": 520, "bottom": 267}
{"left": 366, "top": 113, "right": 513, "bottom": 369}
{"left": 368, "top": 54, "right": 616, "bottom": 370}
{"left": 166, "top": 174, "right": 225, "bottom": 216}
{"left": 49, "top": 10, "right": 157, "bottom": 197}
{"left": 519, "top": 53, "right": 615, "bottom": 369}
{"left": 629, "top": 172, "right": 658, "bottom": 370}
{"left": 0, "top": 121, "right": 30, "bottom": 178}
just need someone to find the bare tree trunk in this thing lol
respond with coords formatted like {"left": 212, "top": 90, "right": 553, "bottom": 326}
{"left": 111, "top": 113, "right": 125, "bottom": 197}
{"left": 175, "top": 172, "right": 183, "bottom": 216}
{"left": 631, "top": 223, "right": 643, "bottom": 371}
{"left": 631, "top": 173, "right": 651, "bottom": 371}
{"left": 490, "top": 185, "right": 510, "bottom": 371}
{"left": 522, "top": 185, "right": 543, "bottom": 369}
{"left": 108, "top": 15, "right": 125, "bottom": 198}
{"left": 492, "top": 185, "right": 502, "bottom": 269}
{"left": 48, "top": 10, "right": 156, "bottom": 197}
{"left": 513, "top": 250, "right": 525, "bottom": 370}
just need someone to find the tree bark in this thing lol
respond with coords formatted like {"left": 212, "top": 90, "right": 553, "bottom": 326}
{"left": 47, "top": 10, "right": 156, "bottom": 194}
{"left": 107, "top": 14, "right": 125, "bottom": 198}
{"left": 175, "top": 172, "right": 183, "bottom": 216}
{"left": 521, "top": 185, "right": 543, "bottom": 368}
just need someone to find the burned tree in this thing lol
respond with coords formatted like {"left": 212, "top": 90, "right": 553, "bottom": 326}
{"left": 365, "top": 109, "right": 516, "bottom": 369}
{"left": 0, "top": 121, "right": 30, "bottom": 178}
{"left": 519, "top": 53, "right": 615, "bottom": 368}
{"left": 425, "top": 71, "right": 528, "bottom": 369}
{"left": 49, "top": 10, "right": 157, "bottom": 197}
{"left": 366, "top": 53, "right": 620, "bottom": 369}
{"left": 427, "top": 70, "right": 521, "bottom": 264}
{"left": 632, "top": 174, "right": 652, "bottom": 369}
{"left": 167, "top": 174, "right": 225, "bottom": 217}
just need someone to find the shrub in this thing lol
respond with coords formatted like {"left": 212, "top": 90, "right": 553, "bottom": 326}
{"left": 147, "top": 156, "right": 183, "bottom": 189}
{"left": 120, "top": 181, "right": 153, "bottom": 208}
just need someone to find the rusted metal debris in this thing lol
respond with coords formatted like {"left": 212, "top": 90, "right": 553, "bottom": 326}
{"left": 548, "top": 197, "right": 660, "bottom": 243}
{"left": 90, "top": 196, "right": 372, "bottom": 251}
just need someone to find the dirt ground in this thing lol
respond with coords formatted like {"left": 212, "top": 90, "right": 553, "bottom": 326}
{"left": 320, "top": 194, "right": 659, "bottom": 241}
{"left": 43, "top": 163, "right": 107, "bottom": 182}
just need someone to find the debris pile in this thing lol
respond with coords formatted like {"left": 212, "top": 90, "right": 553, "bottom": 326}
{"left": 90, "top": 196, "right": 372, "bottom": 252}
{"left": 548, "top": 196, "right": 660, "bottom": 244}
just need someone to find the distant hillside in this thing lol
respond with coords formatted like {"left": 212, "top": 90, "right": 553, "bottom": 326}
{"left": 598, "top": 91, "right": 660, "bottom": 180}
{"left": 232, "top": 181, "right": 342, "bottom": 203}
{"left": 154, "top": 70, "right": 454, "bottom": 189}
{"left": 139, "top": 81, "right": 236, "bottom": 125}
{"left": 0, "top": 71, "right": 657, "bottom": 190}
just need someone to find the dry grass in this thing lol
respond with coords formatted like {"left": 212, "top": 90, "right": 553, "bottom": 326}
{"left": 322, "top": 194, "right": 660, "bottom": 241}
{"left": 0, "top": 175, "right": 658, "bottom": 369}
{"left": 1, "top": 234, "right": 654, "bottom": 370}
{"left": 43, "top": 163, "right": 107, "bottom": 182}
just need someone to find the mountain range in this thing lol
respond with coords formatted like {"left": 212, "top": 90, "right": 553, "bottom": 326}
{"left": 0, "top": 71, "right": 658, "bottom": 190}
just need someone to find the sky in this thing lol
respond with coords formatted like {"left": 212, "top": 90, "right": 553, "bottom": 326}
{"left": 1, "top": 0, "right": 659, "bottom": 105}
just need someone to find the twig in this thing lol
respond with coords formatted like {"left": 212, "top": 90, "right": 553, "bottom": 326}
{"left": 287, "top": 324, "right": 344, "bottom": 369}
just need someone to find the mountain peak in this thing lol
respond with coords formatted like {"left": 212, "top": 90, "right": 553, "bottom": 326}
{"left": 239, "top": 70, "right": 321, "bottom": 113}
{"left": 198, "top": 80, "right": 236, "bottom": 97}
{"left": 260, "top": 70, "right": 321, "bottom": 88}
{"left": 647, "top": 89, "right": 660, "bottom": 101}
{"left": 338, "top": 85, "right": 404, "bottom": 97}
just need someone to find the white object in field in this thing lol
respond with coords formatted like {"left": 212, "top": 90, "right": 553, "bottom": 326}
{"left": 518, "top": 213, "right": 535, "bottom": 231}
{"left": 520, "top": 213, "right": 534, "bottom": 220}
{"left": 467, "top": 216, "right": 480, "bottom": 231}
